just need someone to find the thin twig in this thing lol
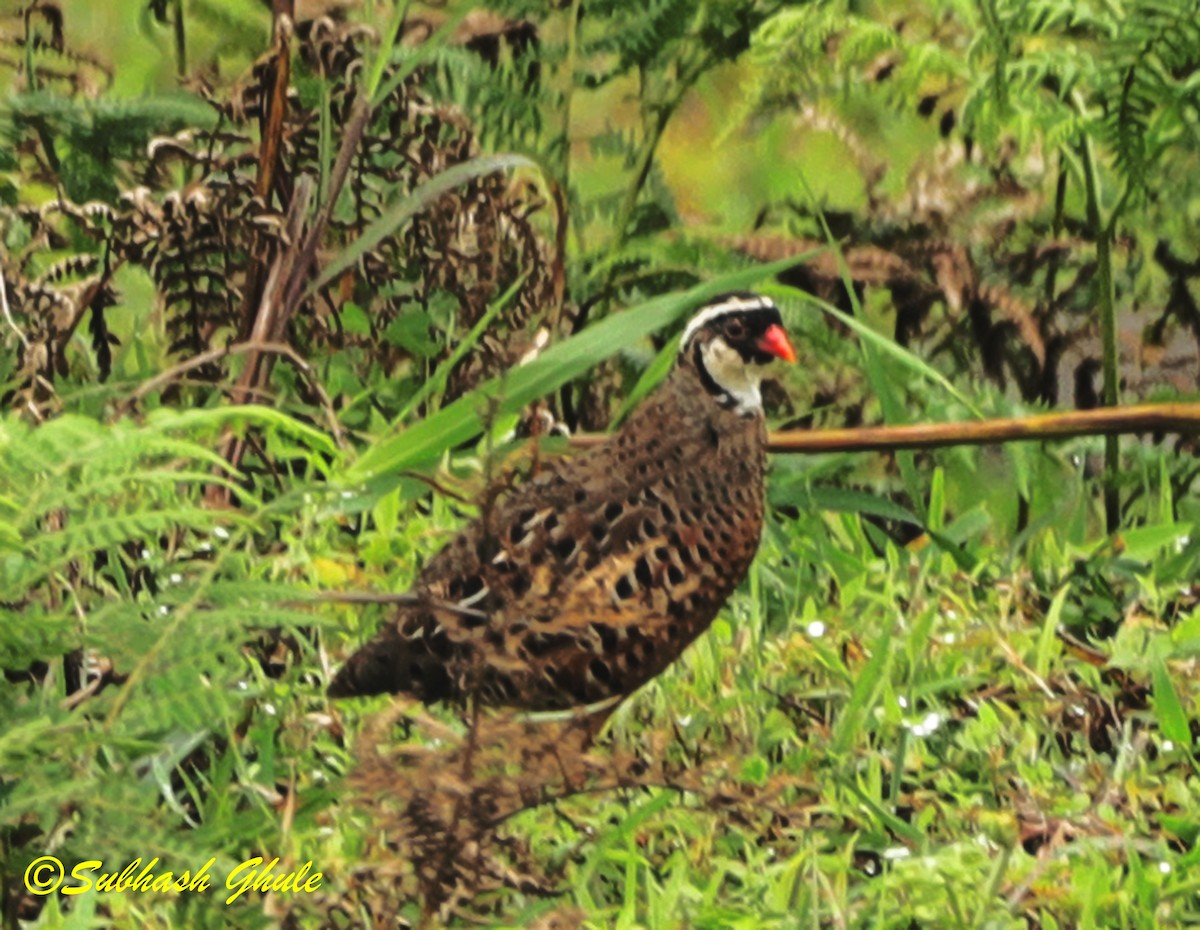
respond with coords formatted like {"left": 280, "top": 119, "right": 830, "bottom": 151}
{"left": 117, "top": 338, "right": 346, "bottom": 448}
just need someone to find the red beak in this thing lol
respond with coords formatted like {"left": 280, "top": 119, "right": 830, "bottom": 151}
{"left": 757, "top": 323, "right": 797, "bottom": 363}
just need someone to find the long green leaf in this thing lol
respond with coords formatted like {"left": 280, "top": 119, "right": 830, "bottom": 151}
{"left": 342, "top": 258, "right": 802, "bottom": 483}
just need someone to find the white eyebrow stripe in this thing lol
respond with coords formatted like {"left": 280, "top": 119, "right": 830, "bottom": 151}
{"left": 679, "top": 295, "right": 776, "bottom": 351}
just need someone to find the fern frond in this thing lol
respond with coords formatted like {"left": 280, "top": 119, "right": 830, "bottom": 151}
{"left": 1100, "top": 0, "right": 1200, "bottom": 197}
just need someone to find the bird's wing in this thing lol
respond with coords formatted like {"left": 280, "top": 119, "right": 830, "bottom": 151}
{"left": 416, "top": 425, "right": 725, "bottom": 708}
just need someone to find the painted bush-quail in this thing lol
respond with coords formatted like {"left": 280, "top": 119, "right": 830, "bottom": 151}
{"left": 328, "top": 292, "right": 795, "bottom": 710}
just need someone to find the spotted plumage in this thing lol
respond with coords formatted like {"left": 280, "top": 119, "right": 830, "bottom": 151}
{"left": 328, "top": 292, "right": 795, "bottom": 710}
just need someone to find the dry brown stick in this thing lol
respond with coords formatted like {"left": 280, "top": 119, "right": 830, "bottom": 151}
{"left": 567, "top": 403, "right": 1200, "bottom": 454}
{"left": 228, "top": 178, "right": 314, "bottom": 408}
{"left": 765, "top": 404, "right": 1200, "bottom": 453}
{"left": 279, "top": 92, "right": 372, "bottom": 318}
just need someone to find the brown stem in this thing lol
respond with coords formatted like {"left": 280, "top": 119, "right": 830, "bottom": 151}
{"left": 257, "top": 3, "right": 294, "bottom": 202}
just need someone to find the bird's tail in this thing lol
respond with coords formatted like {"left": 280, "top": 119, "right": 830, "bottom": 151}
{"left": 327, "top": 627, "right": 405, "bottom": 698}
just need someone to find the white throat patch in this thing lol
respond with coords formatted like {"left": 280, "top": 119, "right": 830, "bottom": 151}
{"left": 701, "top": 336, "right": 763, "bottom": 415}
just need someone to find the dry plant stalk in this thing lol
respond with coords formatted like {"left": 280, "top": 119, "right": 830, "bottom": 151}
{"left": 565, "top": 402, "right": 1200, "bottom": 455}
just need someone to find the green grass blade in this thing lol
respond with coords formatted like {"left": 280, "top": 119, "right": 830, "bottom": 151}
{"left": 1152, "top": 655, "right": 1191, "bottom": 746}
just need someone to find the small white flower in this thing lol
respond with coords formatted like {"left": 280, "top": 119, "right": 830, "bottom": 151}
{"left": 882, "top": 847, "right": 910, "bottom": 860}
{"left": 806, "top": 620, "right": 826, "bottom": 638}
{"left": 944, "top": 609, "right": 958, "bottom": 621}
{"left": 157, "top": 605, "right": 170, "bottom": 616}
{"left": 1159, "top": 861, "right": 1171, "bottom": 875}
{"left": 941, "top": 632, "right": 957, "bottom": 645}
{"left": 676, "top": 715, "right": 692, "bottom": 727}
{"left": 169, "top": 573, "right": 183, "bottom": 584}
{"left": 237, "top": 681, "right": 248, "bottom": 691}
{"left": 213, "top": 526, "right": 230, "bottom": 540}
{"left": 263, "top": 703, "right": 277, "bottom": 716}
{"left": 341, "top": 490, "right": 354, "bottom": 499}
{"left": 898, "top": 696, "right": 909, "bottom": 709}
{"left": 1163, "top": 740, "right": 1175, "bottom": 752}
{"left": 911, "top": 712, "right": 943, "bottom": 737}
{"left": 141, "top": 548, "right": 151, "bottom": 560}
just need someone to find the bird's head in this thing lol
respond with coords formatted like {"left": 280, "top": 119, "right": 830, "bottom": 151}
{"left": 679, "top": 292, "right": 796, "bottom": 415}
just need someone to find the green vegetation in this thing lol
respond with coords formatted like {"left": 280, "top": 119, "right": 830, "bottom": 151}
{"left": 2, "top": 0, "right": 1200, "bottom": 926}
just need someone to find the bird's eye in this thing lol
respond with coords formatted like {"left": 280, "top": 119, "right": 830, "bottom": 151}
{"left": 724, "top": 319, "right": 745, "bottom": 338}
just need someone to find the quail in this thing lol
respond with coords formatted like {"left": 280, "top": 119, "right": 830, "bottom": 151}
{"left": 328, "top": 292, "right": 796, "bottom": 710}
